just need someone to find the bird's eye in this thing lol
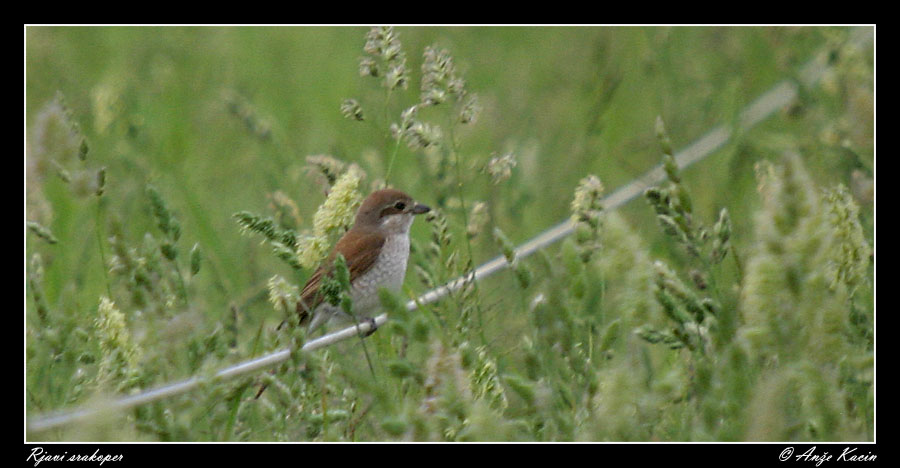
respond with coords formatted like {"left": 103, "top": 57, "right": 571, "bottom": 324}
{"left": 394, "top": 201, "right": 406, "bottom": 210}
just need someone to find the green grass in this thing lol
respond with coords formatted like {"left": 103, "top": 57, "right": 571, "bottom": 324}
{"left": 26, "top": 26, "right": 874, "bottom": 442}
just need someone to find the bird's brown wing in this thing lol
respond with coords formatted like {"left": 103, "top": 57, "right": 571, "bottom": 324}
{"left": 297, "top": 228, "right": 386, "bottom": 326}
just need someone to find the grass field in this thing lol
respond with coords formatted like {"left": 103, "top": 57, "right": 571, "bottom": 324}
{"left": 25, "top": 26, "right": 874, "bottom": 442}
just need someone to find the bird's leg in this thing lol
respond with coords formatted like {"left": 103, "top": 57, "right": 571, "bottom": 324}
{"left": 363, "top": 317, "right": 378, "bottom": 337}
{"left": 254, "top": 369, "right": 276, "bottom": 399}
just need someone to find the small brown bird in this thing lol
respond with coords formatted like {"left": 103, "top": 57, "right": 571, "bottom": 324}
{"left": 296, "top": 188, "right": 430, "bottom": 333}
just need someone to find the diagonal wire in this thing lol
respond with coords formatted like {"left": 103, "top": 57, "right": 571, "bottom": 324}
{"left": 26, "top": 27, "right": 872, "bottom": 434}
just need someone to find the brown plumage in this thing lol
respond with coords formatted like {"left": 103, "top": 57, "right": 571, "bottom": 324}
{"left": 296, "top": 227, "right": 386, "bottom": 325}
{"left": 295, "top": 188, "right": 429, "bottom": 331}
{"left": 257, "top": 188, "right": 429, "bottom": 399}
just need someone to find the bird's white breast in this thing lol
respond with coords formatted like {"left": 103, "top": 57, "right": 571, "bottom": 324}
{"left": 348, "top": 232, "right": 410, "bottom": 312}
{"left": 308, "top": 214, "right": 414, "bottom": 331}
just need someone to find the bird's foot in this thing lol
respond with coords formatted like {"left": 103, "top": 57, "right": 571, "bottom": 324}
{"left": 363, "top": 317, "right": 378, "bottom": 337}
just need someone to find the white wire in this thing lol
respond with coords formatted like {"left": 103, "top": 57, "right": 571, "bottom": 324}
{"left": 26, "top": 27, "right": 871, "bottom": 434}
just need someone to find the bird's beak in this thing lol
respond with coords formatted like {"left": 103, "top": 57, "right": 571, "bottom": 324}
{"left": 411, "top": 203, "right": 431, "bottom": 215}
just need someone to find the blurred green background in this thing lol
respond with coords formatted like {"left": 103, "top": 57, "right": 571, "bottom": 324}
{"left": 26, "top": 26, "right": 874, "bottom": 441}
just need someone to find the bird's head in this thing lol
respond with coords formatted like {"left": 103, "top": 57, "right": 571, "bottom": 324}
{"left": 353, "top": 188, "right": 430, "bottom": 235}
